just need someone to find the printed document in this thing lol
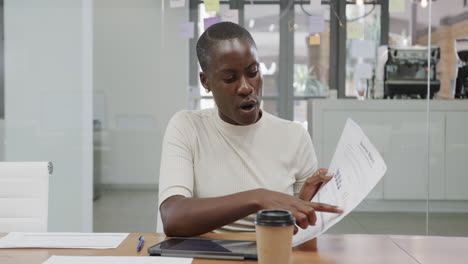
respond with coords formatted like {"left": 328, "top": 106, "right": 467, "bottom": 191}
{"left": 42, "top": 256, "right": 193, "bottom": 264}
{"left": 0, "top": 232, "right": 129, "bottom": 249}
{"left": 292, "top": 118, "right": 387, "bottom": 246}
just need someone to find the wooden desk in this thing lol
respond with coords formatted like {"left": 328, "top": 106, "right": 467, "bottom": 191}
{"left": 1, "top": 233, "right": 467, "bottom": 264}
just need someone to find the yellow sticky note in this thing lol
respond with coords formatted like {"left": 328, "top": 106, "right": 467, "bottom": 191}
{"left": 309, "top": 35, "right": 321, "bottom": 45}
{"left": 204, "top": 0, "right": 219, "bottom": 12}
{"left": 389, "top": 0, "right": 405, "bottom": 13}
{"left": 347, "top": 22, "right": 363, "bottom": 39}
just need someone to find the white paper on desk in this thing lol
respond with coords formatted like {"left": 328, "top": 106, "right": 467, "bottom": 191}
{"left": 292, "top": 119, "right": 387, "bottom": 247}
{"left": 0, "top": 232, "right": 129, "bottom": 249}
{"left": 42, "top": 256, "right": 193, "bottom": 264}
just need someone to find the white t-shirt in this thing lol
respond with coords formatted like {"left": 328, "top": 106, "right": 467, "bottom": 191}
{"left": 158, "top": 107, "right": 318, "bottom": 233}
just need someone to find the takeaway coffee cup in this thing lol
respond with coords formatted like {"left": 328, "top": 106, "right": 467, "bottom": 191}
{"left": 254, "top": 209, "right": 295, "bottom": 264}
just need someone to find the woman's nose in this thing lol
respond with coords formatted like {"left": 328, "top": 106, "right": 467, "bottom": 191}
{"left": 237, "top": 76, "right": 253, "bottom": 96}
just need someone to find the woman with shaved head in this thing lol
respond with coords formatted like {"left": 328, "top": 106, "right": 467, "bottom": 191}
{"left": 158, "top": 22, "right": 342, "bottom": 237}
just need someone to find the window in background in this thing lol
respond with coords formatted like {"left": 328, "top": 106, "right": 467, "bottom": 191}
{"left": 294, "top": 3, "right": 330, "bottom": 97}
{"left": 293, "top": 2, "right": 331, "bottom": 126}
{"left": 262, "top": 99, "right": 279, "bottom": 116}
{"left": 195, "top": 3, "right": 231, "bottom": 109}
{"left": 345, "top": 2, "right": 381, "bottom": 98}
{"left": 245, "top": 3, "right": 280, "bottom": 115}
{"left": 415, "top": 1, "right": 468, "bottom": 99}
{"left": 193, "top": 0, "right": 329, "bottom": 125}
{"left": 195, "top": 2, "right": 280, "bottom": 116}
{"left": 245, "top": 4, "right": 280, "bottom": 98}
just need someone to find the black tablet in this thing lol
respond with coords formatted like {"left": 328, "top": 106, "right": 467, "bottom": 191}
{"left": 148, "top": 237, "right": 257, "bottom": 261}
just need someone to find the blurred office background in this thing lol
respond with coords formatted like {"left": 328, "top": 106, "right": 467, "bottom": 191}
{"left": 1, "top": 0, "right": 467, "bottom": 236}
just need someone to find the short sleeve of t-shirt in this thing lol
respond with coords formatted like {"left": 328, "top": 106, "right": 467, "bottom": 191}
{"left": 292, "top": 125, "right": 318, "bottom": 197}
{"left": 158, "top": 111, "right": 195, "bottom": 208}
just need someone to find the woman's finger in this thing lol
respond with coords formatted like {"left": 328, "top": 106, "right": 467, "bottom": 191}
{"left": 304, "top": 206, "right": 317, "bottom": 226}
{"left": 310, "top": 202, "right": 343, "bottom": 213}
{"left": 299, "top": 169, "right": 333, "bottom": 201}
{"left": 293, "top": 211, "right": 309, "bottom": 229}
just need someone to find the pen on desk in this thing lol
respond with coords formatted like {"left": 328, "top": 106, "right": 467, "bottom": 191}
{"left": 137, "top": 236, "right": 144, "bottom": 252}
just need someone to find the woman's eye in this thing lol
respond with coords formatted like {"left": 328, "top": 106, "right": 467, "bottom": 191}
{"left": 248, "top": 71, "right": 258, "bottom": 78}
{"left": 223, "top": 76, "right": 236, "bottom": 83}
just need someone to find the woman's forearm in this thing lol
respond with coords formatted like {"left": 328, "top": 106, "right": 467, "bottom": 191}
{"left": 160, "top": 186, "right": 342, "bottom": 237}
{"left": 160, "top": 189, "right": 262, "bottom": 237}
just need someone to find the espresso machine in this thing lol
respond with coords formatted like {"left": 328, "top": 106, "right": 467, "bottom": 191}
{"left": 378, "top": 46, "right": 440, "bottom": 99}
{"left": 455, "top": 38, "right": 468, "bottom": 98}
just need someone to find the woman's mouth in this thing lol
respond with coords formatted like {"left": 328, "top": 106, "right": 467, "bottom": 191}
{"left": 239, "top": 101, "right": 257, "bottom": 113}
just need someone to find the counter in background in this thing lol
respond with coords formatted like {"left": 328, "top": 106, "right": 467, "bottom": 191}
{"left": 308, "top": 99, "right": 468, "bottom": 212}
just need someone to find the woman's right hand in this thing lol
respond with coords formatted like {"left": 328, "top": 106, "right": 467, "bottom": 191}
{"left": 254, "top": 188, "right": 343, "bottom": 233}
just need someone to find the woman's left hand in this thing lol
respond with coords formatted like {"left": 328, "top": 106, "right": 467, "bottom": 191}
{"left": 298, "top": 168, "right": 333, "bottom": 202}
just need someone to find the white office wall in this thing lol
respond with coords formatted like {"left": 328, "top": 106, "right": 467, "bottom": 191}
{"left": 4, "top": 0, "right": 93, "bottom": 231}
{"left": 93, "top": 0, "right": 188, "bottom": 187}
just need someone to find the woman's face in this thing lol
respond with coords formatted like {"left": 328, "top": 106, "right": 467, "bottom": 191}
{"left": 200, "top": 38, "right": 263, "bottom": 126}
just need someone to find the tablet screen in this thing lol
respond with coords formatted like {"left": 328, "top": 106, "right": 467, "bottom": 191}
{"left": 160, "top": 238, "right": 231, "bottom": 252}
{"left": 148, "top": 237, "right": 257, "bottom": 260}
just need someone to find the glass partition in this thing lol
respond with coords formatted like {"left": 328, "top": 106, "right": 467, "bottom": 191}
{"left": 2, "top": 0, "right": 467, "bottom": 238}
{"left": 320, "top": 0, "right": 430, "bottom": 236}
{"left": 425, "top": 0, "right": 468, "bottom": 237}
{"left": 2, "top": 0, "right": 93, "bottom": 232}
{"left": 93, "top": 0, "right": 187, "bottom": 232}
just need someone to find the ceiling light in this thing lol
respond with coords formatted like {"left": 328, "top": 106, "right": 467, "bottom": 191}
{"left": 421, "top": 0, "right": 428, "bottom": 8}
{"left": 268, "top": 24, "right": 275, "bottom": 32}
{"left": 249, "top": 19, "right": 255, "bottom": 28}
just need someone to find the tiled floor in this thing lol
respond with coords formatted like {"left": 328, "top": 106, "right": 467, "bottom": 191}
{"left": 93, "top": 189, "right": 158, "bottom": 233}
{"left": 94, "top": 189, "right": 468, "bottom": 237}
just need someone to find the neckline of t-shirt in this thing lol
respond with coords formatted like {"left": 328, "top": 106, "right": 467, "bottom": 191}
{"left": 212, "top": 107, "right": 266, "bottom": 134}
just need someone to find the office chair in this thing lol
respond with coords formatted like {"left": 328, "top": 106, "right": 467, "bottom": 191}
{"left": 0, "top": 162, "right": 52, "bottom": 232}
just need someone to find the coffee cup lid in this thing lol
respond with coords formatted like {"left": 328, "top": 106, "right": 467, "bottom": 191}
{"left": 254, "top": 209, "right": 295, "bottom": 227}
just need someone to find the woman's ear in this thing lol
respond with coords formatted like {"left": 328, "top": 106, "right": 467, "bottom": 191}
{"left": 200, "top": 72, "right": 210, "bottom": 93}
